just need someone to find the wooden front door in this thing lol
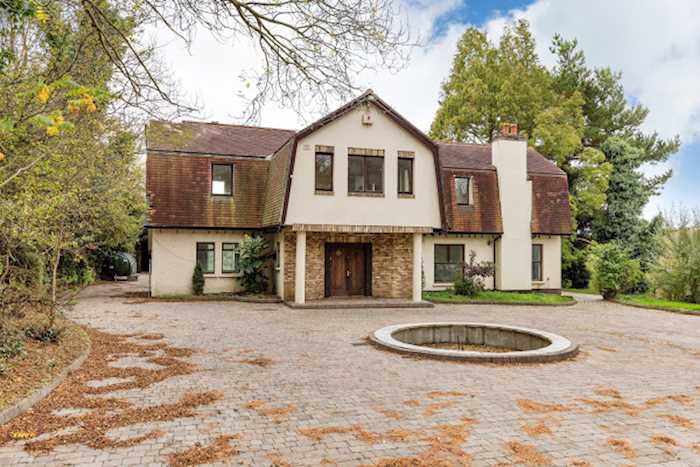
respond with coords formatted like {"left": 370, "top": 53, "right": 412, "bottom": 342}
{"left": 325, "top": 243, "right": 371, "bottom": 297}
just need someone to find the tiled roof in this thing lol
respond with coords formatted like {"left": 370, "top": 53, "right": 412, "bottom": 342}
{"left": 441, "top": 168, "right": 503, "bottom": 233}
{"left": 145, "top": 97, "right": 570, "bottom": 234}
{"left": 436, "top": 142, "right": 570, "bottom": 235}
{"left": 146, "top": 120, "right": 294, "bottom": 157}
{"left": 262, "top": 139, "right": 294, "bottom": 227}
{"left": 531, "top": 175, "right": 572, "bottom": 235}
{"left": 146, "top": 153, "right": 268, "bottom": 228}
{"left": 436, "top": 142, "right": 565, "bottom": 175}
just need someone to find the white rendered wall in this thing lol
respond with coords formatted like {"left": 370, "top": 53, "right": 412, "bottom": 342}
{"left": 422, "top": 234, "right": 496, "bottom": 291}
{"left": 492, "top": 138, "right": 532, "bottom": 290}
{"left": 532, "top": 235, "right": 562, "bottom": 290}
{"left": 285, "top": 102, "right": 441, "bottom": 229}
{"left": 150, "top": 229, "right": 248, "bottom": 296}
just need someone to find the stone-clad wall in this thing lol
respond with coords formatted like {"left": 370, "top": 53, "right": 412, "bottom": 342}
{"left": 282, "top": 229, "right": 413, "bottom": 302}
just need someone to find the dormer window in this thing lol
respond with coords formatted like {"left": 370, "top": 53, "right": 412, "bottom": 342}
{"left": 212, "top": 164, "right": 233, "bottom": 195}
{"left": 455, "top": 176, "right": 470, "bottom": 205}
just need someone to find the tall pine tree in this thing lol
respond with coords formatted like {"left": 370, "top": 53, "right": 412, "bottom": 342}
{"left": 430, "top": 21, "right": 680, "bottom": 286}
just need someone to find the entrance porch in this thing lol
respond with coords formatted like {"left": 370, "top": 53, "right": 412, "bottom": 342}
{"left": 281, "top": 225, "right": 429, "bottom": 305}
{"left": 286, "top": 296, "right": 434, "bottom": 309}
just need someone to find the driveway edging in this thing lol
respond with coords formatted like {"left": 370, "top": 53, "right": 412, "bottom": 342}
{"left": 610, "top": 298, "right": 700, "bottom": 317}
{"left": 427, "top": 298, "right": 577, "bottom": 307}
{"left": 0, "top": 329, "right": 91, "bottom": 426}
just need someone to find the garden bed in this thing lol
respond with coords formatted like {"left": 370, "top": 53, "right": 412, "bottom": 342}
{"left": 614, "top": 295, "right": 700, "bottom": 316}
{"left": 424, "top": 290, "right": 576, "bottom": 306}
{"left": 0, "top": 318, "right": 89, "bottom": 412}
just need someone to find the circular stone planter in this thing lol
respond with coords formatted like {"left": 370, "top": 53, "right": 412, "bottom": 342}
{"left": 369, "top": 322, "right": 578, "bottom": 363}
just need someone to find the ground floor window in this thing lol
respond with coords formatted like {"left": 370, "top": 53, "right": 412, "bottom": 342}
{"left": 532, "top": 244, "right": 543, "bottom": 281}
{"left": 222, "top": 242, "right": 240, "bottom": 273}
{"left": 434, "top": 244, "right": 464, "bottom": 282}
{"left": 196, "top": 242, "right": 215, "bottom": 273}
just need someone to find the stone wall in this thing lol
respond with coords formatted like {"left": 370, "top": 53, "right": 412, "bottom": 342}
{"left": 282, "top": 229, "right": 413, "bottom": 302}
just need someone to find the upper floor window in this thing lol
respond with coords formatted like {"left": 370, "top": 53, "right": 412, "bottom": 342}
{"left": 532, "top": 244, "right": 543, "bottom": 282}
{"left": 398, "top": 156, "right": 414, "bottom": 195}
{"left": 212, "top": 164, "right": 232, "bottom": 195}
{"left": 222, "top": 242, "right": 240, "bottom": 273}
{"left": 455, "top": 176, "right": 470, "bottom": 205}
{"left": 196, "top": 242, "right": 215, "bottom": 274}
{"left": 315, "top": 146, "right": 334, "bottom": 192}
{"left": 348, "top": 148, "right": 384, "bottom": 194}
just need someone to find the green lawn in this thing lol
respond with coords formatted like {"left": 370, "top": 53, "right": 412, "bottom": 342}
{"left": 563, "top": 287, "right": 599, "bottom": 295}
{"left": 617, "top": 294, "right": 700, "bottom": 313}
{"left": 424, "top": 290, "right": 575, "bottom": 305}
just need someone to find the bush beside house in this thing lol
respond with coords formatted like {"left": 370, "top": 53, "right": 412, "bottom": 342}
{"left": 586, "top": 242, "right": 641, "bottom": 299}
{"left": 239, "top": 236, "right": 269, "bottom": 295}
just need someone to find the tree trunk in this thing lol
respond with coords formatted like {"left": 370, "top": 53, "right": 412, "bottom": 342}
{"left": 49, "top": 248, "right": 61, "bottom": 328}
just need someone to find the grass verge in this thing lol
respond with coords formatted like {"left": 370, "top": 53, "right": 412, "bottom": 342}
{"left": 616, "top": 295, "right": 700, "bottom": 314}
{"left": 564, "top": 287, "right": 599, "bottom": 295}
{"left": 423, "top": 290, "right": 575, "bottom": 305}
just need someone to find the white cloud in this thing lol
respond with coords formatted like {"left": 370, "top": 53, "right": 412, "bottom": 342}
{"left": 152, "top": 0, "right": 464, "bottom": 131}
{"left": 484, "top": 0, "right": 700, "bottom": 143}
{"left": 152, "top": 0, "right": 700, "bottom": 213}
{"left": 483, "top": 0, "right": 700, "bottom": 216}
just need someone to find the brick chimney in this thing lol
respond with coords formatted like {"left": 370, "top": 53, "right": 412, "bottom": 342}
{"left": 499, "top": 122, "right": 519, "bottom": 138}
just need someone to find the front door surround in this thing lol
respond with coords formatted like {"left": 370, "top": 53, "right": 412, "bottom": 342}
{"left": 325, "top": 243, "right": 372, "bottom": 297}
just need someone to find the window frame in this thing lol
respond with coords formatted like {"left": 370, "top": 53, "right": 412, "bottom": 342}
{"left": 455, "top": 176, "right": 470, "bottom": 206}
{"left": 397, "top": 157, "right": 414, "bottom": 195}
{"left": 221, "top": 242, "right": 240, "bottom": 274}
{"left": 434, "top": 244, "right": 465, "bottom": 283}
{"left": 211, "top": 163, "right": 233, "bottom": 196}
{"left": 314, "top": 151, "right": 334, "bottom": 192}
{"left": 196, "top": 242, "right": 215, "bottom": 274}
{"left": 347, "top": 154, "right": 384, "bottom": 194}
{"left": 532, "top": 244, "right": 543, "bottom": 282}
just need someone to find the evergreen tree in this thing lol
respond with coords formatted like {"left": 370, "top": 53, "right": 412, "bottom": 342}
{"left": 430, "top": 21, "right": 680, "bottom": 286}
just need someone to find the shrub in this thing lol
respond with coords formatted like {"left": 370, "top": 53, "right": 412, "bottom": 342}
{"left": 453, "top": 275, "right": 480, "bottom": 296}
{"left": 0, "top": 329, "right": 24, "bottom": 359}
{"left": 453, "top": 251, "right": 494, "bottom": 296}
{"left": 24, "top": 323, "right": 63, "bottom": 343}
{"left": 649, "top": 211, "right": 700, "bottom": 303}
{"left": 239, "top": 235, "right": 269, "bottom": 294}
{"left": 192, "top": 263, "right": 205, "bottom": 295}
{"left": 562, "top": 239, "right": 590, "bottom": 289}
{"left": 586, "top": 242, "right": 641, "bottom": 299}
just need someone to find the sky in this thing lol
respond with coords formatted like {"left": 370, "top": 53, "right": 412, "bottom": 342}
{"left": 153, "top": 0, "right": 700, "bottom": 217}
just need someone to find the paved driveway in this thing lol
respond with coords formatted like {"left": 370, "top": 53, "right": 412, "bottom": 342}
{"left": 1, "top": 276, "right": 699, "bottom": 466}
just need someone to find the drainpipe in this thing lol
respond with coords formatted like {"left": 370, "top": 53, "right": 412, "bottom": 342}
{"left": 492, "top": 235, "right": 501, "bottom": 290}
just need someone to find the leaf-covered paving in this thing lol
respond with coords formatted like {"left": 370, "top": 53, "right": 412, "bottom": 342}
{"left": 0, "top": 279, "right": 699, "bottom": 466}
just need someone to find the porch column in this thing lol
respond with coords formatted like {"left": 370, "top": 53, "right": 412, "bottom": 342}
{"left": 412, "top": 233, "right": 422, "bottom": 302}
{"left": 295, "top": 231, "right": 306, "bottom": 304}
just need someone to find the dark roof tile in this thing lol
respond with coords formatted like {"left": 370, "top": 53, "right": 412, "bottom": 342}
{"left": 146, "top": 120, "right": 294, "bottom": 157}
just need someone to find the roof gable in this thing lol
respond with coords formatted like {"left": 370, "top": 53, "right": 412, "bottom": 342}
{"left": 279, "top": 90, "right": 446, "bottom": 227}
{"left": 295, "top": 90, "right": 437, "bottom": 151}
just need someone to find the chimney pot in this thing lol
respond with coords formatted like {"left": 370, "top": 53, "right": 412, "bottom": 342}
{"left": 500, "top": 123, "right": 518, "bottom": 137}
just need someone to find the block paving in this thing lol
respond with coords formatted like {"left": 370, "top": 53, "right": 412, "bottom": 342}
{"left": 1, "top": 278, "right": 698, "bottom": 466}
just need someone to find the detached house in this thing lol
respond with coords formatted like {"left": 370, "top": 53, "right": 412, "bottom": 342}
{"left": 145, "top": 90, "right": 571, "bottom": 303}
